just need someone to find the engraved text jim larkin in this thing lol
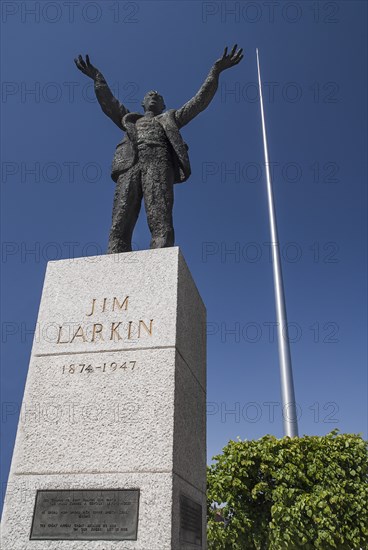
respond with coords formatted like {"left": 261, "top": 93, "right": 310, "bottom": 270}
{"left": 56, "top": 296, "right": 154, "bottom": 344}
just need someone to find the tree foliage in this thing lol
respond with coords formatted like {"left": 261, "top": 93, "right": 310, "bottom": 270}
{"left": 207, "top": 430, "right": 368, "bottom": 549}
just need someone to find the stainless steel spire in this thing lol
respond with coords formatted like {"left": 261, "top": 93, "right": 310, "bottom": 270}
{"left": 256, "top": 49, "right": 299, "bottom": 437}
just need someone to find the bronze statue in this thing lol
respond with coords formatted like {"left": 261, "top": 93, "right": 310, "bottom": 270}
{"left": 74, "top": 46, "right": 243, "bottom": 253}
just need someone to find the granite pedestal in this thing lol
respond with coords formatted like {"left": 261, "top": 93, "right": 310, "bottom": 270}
{"left": 1, "top": 247, "right": 207, "bottom": 550}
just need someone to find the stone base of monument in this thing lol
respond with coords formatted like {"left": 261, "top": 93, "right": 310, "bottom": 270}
{"left": 1, "top": 247, "right": 207, "bottom": 550}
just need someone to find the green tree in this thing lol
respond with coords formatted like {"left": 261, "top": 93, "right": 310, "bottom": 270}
{"left": 207, "top": 430, "right": 368, "bottom": 549}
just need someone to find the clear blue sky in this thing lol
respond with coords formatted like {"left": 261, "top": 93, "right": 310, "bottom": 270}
{"left": 1, "top": 0, "right": 367, "bottom": 513}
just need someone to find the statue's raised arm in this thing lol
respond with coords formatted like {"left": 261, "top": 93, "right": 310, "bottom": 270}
{"left": 74, "top": 54, "right": 128, "bottom": 130}
{"left": 175, "top": 45, "right": 243, "bottom": 129}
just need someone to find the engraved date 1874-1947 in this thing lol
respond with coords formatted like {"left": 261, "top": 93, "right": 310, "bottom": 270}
{"left": 61, "top": 361, "right": 137, "bottom": 374}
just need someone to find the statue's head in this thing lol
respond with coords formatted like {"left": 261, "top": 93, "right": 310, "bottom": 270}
{"left": 142, "top": 90, "right": 166, "bottom": 115}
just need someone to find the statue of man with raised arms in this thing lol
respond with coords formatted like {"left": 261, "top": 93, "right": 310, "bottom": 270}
{"left": 74, "top": 45, "right": 243, "bottom": 253}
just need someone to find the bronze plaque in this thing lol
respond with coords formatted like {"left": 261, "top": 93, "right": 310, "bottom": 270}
{"left": 180, "top": 494, "right": 202, "bottom": 546}
{"left": 30, "top": 489, "right": 139, "bottom": 540}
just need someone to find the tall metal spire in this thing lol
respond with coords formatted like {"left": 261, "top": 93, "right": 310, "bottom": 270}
{"left": 256, "top": 49, "right": 299, "bottom": 437}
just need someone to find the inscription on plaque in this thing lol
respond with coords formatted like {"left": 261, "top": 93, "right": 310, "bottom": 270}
{"left": 180, "top": 494, "right": 202, "bottom": 546}
{"left": 30, "top": 489, "right": 139, "bottom": 541}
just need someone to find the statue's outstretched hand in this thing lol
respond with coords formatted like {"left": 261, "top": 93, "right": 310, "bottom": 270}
{"left": 215, "top": 45, "right": 243, "bottom": 72}
{"left": 74, "top": 54, "right": 99, "bottom": 80}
